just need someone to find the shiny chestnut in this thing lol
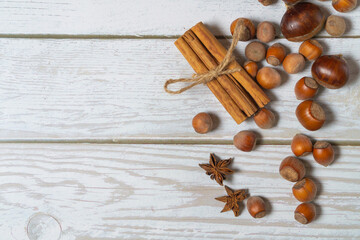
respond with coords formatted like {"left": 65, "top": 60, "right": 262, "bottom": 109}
{"left": 294, "top": 77, "right": 319, "bottom": 100}
{"left": 281, "top": 2, "right": 325, "bottom": 42}
{"left": 296, "top": 100, "right": 326, "bottom": 131}
{"left": 312, "top": 55, "right": 349, "bottom": 89}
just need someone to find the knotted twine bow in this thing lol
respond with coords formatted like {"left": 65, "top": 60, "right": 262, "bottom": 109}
{"left": 164, "top": 21, "right": 246, "bottom": 94}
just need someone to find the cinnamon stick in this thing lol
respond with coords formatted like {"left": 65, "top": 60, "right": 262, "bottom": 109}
{"left": 183, "top": 30, "right": 258, "bottom": 117}
{"left": 174, "top": 37, "right": 246, "bottom": 124}
{"left": 191, "top": 22, "right": 270, "bottom": 108}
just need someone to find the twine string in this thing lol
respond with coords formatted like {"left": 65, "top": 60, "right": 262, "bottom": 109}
{"left": 164, "top": 21, "right": 245, "bottom": 94}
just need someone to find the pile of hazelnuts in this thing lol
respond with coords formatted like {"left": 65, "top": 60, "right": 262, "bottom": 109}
{"left": 280, "top": 134, "right": 335, "bottom": 224}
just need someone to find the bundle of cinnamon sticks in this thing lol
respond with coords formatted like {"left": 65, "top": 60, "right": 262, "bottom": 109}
{"left": 175, "top": 22, "right": 270, "bottom": 124}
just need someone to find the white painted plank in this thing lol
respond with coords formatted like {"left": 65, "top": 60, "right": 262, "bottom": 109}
{"left": 0, "top": 38, "right": 359, "bottom": 141}
{"left": 0, "top": 0, "right": 358, "bottom": 36}
{"left": 0, "top": 144, "right": 359, "bottom": 239}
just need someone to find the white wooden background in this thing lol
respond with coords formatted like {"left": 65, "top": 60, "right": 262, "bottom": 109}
{"left": 0, "top": 0, "right": 359, "bottom": 239}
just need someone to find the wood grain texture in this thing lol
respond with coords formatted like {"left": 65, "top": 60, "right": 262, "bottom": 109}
{"left": 0, "top": 38, "right": 358, "bottom": 141}
{"left": 0, "top": 0, "right": 358, "bottom": 37}
{"left": 1, "top": 144, "right": 359, "bottom": 239}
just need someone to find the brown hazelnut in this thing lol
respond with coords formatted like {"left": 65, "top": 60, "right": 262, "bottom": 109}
{"left": 253, "top": 108, "right": 276, "bottom": 129}
{"left": 299, "top": 40, "right": 323, "bottom": 61}
{"left": 266, "top": 43, "right": 287, "bottom": 66}
{"left": 292, "top": 178, "right": 317, "bottom": 202}
{"left": 245, "top": 41, "right": 266, "bottom": 62}
{"left": 326, "top": 15, "right": 346, "bottom": 37}
{"left": 256, "top": 67, "right": 282, "bottom": 89}
{"left": 257, "top": 21, "right": 276, "bottom": 43}
{"left": 230, "top": 18, "right": 256, "bottom": 41}
{"left": 332, "top": 0, "right": 357, "bottom": 13}
{"left": 294, "top": 203, "right": 316, "bottom": 224}
{"left": 192, "top": 112, "right": 213, "bottom": 134}
{"left": 313, "top": 141, "right": 335, "bottom": 166}
{"left": 296, "top": 100, "right": 326, "bottom": 131}
{"left": 279, "top": 156, "right": 306, "bottom": 182}
{"left": 294, "top": 77, "right": 319, "bottom": 100}
{"left": 233, "top": 131, "right": 257, "bottom": 152}
{"left": 283, "top": 53, "right": 306, "bottom": 74}
{"left": 247, "top": 196, "right": 266, "bottom": 218}
{"left": 243, "top": 61, "right": 258, "bottom": 78}
{"left": 291, "top": 134, "right": 313, "bottom": 157}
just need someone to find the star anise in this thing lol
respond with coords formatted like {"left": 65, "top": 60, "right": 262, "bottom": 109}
{"left": 199, "top": 153, "right": 234, "bottom": 186}
{"left": 215, "top": 185, "right": 248, "bottom": 217}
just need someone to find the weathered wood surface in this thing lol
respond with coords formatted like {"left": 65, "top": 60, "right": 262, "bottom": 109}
{"left": 0, "top": 38, "right": 358, "bottom": 142}
{"left": 1, "top": 144, "right": 359, "bottom": 239}
{"left": 0, "top": 0, "right": 358, "bottom": 37}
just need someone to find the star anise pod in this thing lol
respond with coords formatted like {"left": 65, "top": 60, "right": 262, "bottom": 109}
{"left": 215, "top": 185, "right": 248, "bottom": 217}
{"left": 199, "top": 153, "right": 234, "bottom": 186}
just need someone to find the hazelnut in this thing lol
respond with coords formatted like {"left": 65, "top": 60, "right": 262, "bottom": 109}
{"left": 247, "top": 196, "right": 266, "bottom": 218}
{"left": 294, "top": 77, "right": 319, "bottom": 100}
{"left": 233, "top": 131, "right": 257, "bottom": 152}
{"left": 258, "top": 0, "right": 276, "bottom": 6}
{"left": 283, "top": 53, "right": 306, "bottom": 74}
{"left": 313, "top": 141, "right": 335, "bottom": 167}
{"left": 291, "top": 134, "right": 313, "bottom": 157}
{"left": 294, "top": 203, "right": 316, "bottom": 224}
{"left": 299, "top": 40, "right": 323, "bottom": 61}
{"left": 253, "top": 108, "right": 276, "bottom": 129}
{"left": 245, "top": 41, "right": 266, "bottom": 62}
{"left": 332, "top": 0, "right": 357, "bottom": 13}
{"left": 279, "top": 156, "right": 306, "bottom": 182}
{"left": 230, "top": 18, "right": 256, "bottom": 41}
{"left": 192, "top": 113, "right": 213, "bottom": 134}
{"left": 292, "top": 178, "right": 318, "bottom": 202}
{"left": 296, "top": 100, "right": 326, "bottom": 131}
{"left": 266, "top": 43, "right": 287, "bottom": 66}
{"left": 326, "top": 15, "right": 346, "bottom": 37}
{"left": 257, "top": 21, "right": 276, "bottom": 43}
{"left": 256, "top": 67, "right": 282, "bottom": 89}
{"left": 243, "top": 61, "right": 258, "bottom": 78}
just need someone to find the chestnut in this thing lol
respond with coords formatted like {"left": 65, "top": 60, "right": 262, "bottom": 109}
{"left": 312, "top": 55, "right": 349, "bottom": 89}
{"left": 256, "top": 67, "right": 282, "bottom": 89}
{"left": 245, "top": 41, "right": 266, "bottom": 62}
{"left": 313, "top": 141, "right": 335, "bottom": 167}
{"left": 294, "top": 203, "right": 316, "bottom": 224}
{"left": 294, "top": 77, "right": 319, "bottom": 100}
{"left": 257, "top": 21, "right": 276, "bottom": 43}
{"left": 279, "top": 156, "right": 306, "bottom": 182}
{"left": 292, "top": 178, "right": 317, "bottom": 202}
{"left": 244, "top": 61, "right": 258, "bottom": 78}
{"left": 247, "top": 196, "right": 266, "bottom": 218}
{"left": 253, "top": 108, "right": 276, "bottom": 129}
{"left": 326, "top": 15, "right": 346, "bottom": 37}
{"left": 283, "top": 53, "right": 306, "bottom": 74}
{"left": 192, "top": 112, "right": 213, "bottom": 134}
{"left": 296, "top": 100, "right": 325, "bottom": 131}
{"left": 233, "top": 131, "right": 257, "bottom": 152}
{"left": 230, "top": 18, "right": 256, "bottom": 41}
{"left": 266, "top": 43, "right": 287, "bottom": 66}
{"left": 299, "top": 40, "right": 323, "bottom": 61}
{"left": 281, "top": 2, "right": 325, "bottom": 42}
{"left": 332, "top": 0, "right": 357, "bottom": 12}
{"left": 291, "top": 134, "right": 313, "bottom": 157}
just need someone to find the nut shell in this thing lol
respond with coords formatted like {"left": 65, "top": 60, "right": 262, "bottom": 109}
{"left": 294, "top": 77, "right": 319, "bottom": 100}
{"left": 292, "top": 178, "right": 317, "bottom": 202}
{"left": 294, "top": 203, "right": 316, "bottom": 224}
{"left": 279, "top": 156, "right": 306, "bottom": 182}
{"left": 313, "top": 141, "right": 335, "bottom": 166}
{"left": 281, "top": 2, "right": 325, "bottom": 42}
{"left": 247, "top": 196, "right": 266, "bottom": 218}
{"left": 291, "top": 134, "right": 313, "bottom": 157}
{"left": 296, "top": 100, "right": 325, "bottom": 131}
{"left": 312, "top": 55, "right": 349, "bottom": 89}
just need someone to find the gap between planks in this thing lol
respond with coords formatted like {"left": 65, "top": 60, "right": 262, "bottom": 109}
{"left": 0, "top": 138, "right": 359, "bottom": 146}
{"left": 0, "top": 34, "right": 359, "bottom": 40}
